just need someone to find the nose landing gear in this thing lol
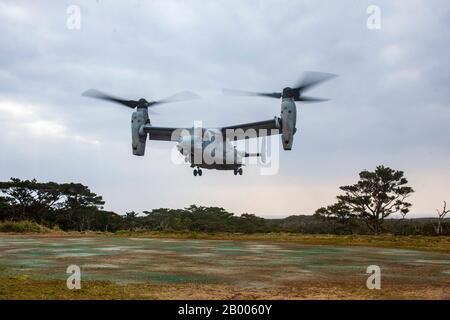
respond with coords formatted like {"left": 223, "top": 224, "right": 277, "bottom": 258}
{"left": 193, "top": 167, "right": 203, "bottom": 177}
{"left": 233, "top": 168, "right": 243, "bottom": 176}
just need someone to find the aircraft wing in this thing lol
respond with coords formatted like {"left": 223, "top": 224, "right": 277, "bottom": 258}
{"left": 142, "top": 126, "right": 188, "bottom": 141}
{"left": 220, "top": 118, "right": 280, "bottom": 140}
{"left": 142, "top": 118, "right": 280, "bottom": 142}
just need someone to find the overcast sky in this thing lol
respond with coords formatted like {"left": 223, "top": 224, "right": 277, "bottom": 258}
{"left": 1, "top": 0, "right": 449, "bottom": 218}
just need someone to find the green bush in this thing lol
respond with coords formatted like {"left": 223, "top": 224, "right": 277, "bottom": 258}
{"left": 0, "top": 220, "right": 53, "bottom": 233}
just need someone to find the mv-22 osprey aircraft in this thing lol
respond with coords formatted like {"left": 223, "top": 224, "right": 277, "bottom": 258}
{"left": 82, "top": 72, "right": 336, "bottom": 176}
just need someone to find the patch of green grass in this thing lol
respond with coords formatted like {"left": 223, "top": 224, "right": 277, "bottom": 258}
{"left": 0, "top": 221, "right": 56, "bottom": 233}
{"left": 3, "top": 231, "right": 448, "bottom": 252}
{"left": 1, "top": 276, "right": 447, "bottom": 300}
{"left": 0, "top": 277, "right": 147, "bottom": 300}
{"left": 106, "top": 232, "right": 450, "bottom": 253}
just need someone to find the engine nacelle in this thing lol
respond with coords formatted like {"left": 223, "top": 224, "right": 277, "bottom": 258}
{"left": 131, "top": 109, "right": 148, "bottom": 156}
{"left": 280, "top": 98, "right": 297, "bottom": 150}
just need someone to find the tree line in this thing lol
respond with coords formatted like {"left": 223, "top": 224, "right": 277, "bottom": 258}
{"left": 0, "top": 165, "right": 448, "bottom": 235}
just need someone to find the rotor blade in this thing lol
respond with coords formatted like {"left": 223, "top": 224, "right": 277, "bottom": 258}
{"left": 294, "top": 71, "right": 337, "bottom": 93}
{"left": 82, "top": 89, "right": 139, "bottom": 109}
{"left": 295, "top": 96, "right": 330, "bottom": 103}
{"left": 149, "top": 91, "right": 200, "bottom": 107}
{"left": 222, "top": 88, "right": 282, "bottom": 99}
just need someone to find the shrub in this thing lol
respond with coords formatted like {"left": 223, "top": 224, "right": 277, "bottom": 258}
{"left": 0, "top": 220, "right": 53, "bottom": 233}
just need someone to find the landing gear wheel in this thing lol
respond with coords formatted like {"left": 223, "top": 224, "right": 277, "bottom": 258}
{"left": 198, "top": 169, "right": 202, "bottom": 176}
{"left": 238, "top": 168, "right": 243, "bottom": 175}
{"left": 233, "top": 169, "right": 238, "bottom": 176}
{"left": 193, "top": 169, "right": 198, "bottom": 176}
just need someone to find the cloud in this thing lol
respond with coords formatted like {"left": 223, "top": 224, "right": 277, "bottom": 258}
{"left": 386, "top": 68, "right": 421, "bottom": 83}
{"left": 380, "top": 44, "right": 405, "bottom": 65}
{"left": 0, "top": 100, "right": 100, "bottom": 145}
{"left": 0, "top": 2, "right": 31, "bottom": 23}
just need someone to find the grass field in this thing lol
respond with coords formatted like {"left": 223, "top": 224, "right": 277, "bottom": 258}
{"left": 110, "top": 231, "right": 450, "bottom": 252}
{"left": 0, "top": 233, "right": 449, "bottom": 299}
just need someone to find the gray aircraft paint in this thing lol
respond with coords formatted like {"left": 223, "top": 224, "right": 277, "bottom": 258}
{"left": 131, "top": 98, "right": 298, "bottom": 173}
{"left": 280, "top": 97, "right": 297, "bottom": 150}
